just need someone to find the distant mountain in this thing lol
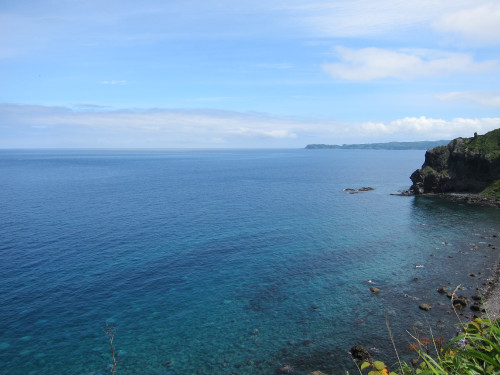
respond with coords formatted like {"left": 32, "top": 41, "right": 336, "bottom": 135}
{"left": 305, "top": 140, "right": 450, "bottom": 150}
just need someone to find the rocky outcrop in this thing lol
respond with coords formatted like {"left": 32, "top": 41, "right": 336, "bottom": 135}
{"left": 419, "top": 303, "right": 433, "bottom": 311}
{"left": 409, "top": 130, "right": 500, "bottom": 195}
{"left": 349, "top": 345, "right": 371, "bottom": 362}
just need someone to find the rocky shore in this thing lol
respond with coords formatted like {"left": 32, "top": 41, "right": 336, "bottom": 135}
{"left": 442, "top": 192, "right": 500, "bottom": 208}
{"left": 483, "top": 266, "right": 500, "bottom": 320}
{"left": 404, "top": 129, "right": 500, "bottom": 318}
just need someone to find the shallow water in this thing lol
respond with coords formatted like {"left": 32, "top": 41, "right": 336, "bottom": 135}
{"left": 1, "top": 149, "right": 500, "bottom": 374}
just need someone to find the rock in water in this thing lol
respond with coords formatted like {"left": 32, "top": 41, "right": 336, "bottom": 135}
{"left": 452, "top": 296, "right": 469, "bottom": 309}
{"left": 277, "top": 364, "right": 294, "bottom": 373}
{"left": 437, "top": 286, "right": 448, "bottom": 294}
{"left": 349, "top": 345, "right": 371, "bottom": 362}
{"left": 419, "top": 303, "right": 433, "bottom": 311}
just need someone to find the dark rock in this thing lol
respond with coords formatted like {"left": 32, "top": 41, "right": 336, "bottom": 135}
{"left": 411, "top": 358, "right": 420, "bottom": 367}
{"left": 419, "top": 303, "right": 433, "bottom": 311}
{"left": 471, "top": 303, "right": 485, "bottom": 313}
{"left": 370, "top": 287, "right": 381, "bottom": 294}
{"left": 277, "top": 365, "right": 294, "bottom": 373}
{"left": 470, "top": 273, "right": 477, "bottom": 277}
{"left": 437, "top": 286, "right": 448, "bottom": 294}
{"left": 349, "top": 345, "right": 371, "bottom": 362}
{"left": 358, "top": 187, "right": 375, "bottom": 191}
{"left": 452, "top": 296, "right": 469, "bottom": 308}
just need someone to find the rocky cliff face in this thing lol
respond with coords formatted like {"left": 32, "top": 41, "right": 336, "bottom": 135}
{"left": 410, "top": 129, "right": 500, "bottom": 195}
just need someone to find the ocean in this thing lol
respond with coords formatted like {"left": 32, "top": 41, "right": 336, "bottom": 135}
{"left": 1, "top": 149, "right": 500, "bottom": 375}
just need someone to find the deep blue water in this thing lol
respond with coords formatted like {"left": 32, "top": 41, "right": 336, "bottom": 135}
{"left": 1, "top": 149, "right": 500, "bottom": 375}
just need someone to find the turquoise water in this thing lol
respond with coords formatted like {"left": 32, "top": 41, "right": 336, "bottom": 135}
{"left": 1, "top": 149, "right": 500, "bottom": 374}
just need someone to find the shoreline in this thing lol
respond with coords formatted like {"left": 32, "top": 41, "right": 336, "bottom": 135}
{"left": 394, "top": 191, "right": 500, "bottom": 208}
{"left": 443, "top": 193, "right": 500, "bottom": 209}
{"left": 427, "top": 192, "right": 500, "bottom": 320}
{"left": 412, "top": 192, "right": 500, "bottom": 320}
{"left": 425, "top": 192, "right": 500, "bottom": 320}
{"left": 483, "top": 260, "right": 500, "bottom": 320}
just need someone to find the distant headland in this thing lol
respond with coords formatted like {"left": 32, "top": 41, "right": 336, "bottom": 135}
{"left": 305, "top": 140, "right": 450, "bottom": 150}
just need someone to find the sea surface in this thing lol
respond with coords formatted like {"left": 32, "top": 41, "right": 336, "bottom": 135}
{"left": 1, "top": 149, "right": 500, "bottom": 375}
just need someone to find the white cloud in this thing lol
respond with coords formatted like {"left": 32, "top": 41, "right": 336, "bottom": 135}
{"left": 435, "top": 2, "right": 500, "bottom": 45}
{"left": 1, "top": 104, "right": 500, "bottom": 148}
{"left": 322, "top": 47, "right": 498, "bottom": 81}
{"left": 437, "top": 91, "right": 500, "bottom": 108}
{"left": 359, "top": 116, "right": 500, "bottom": 139}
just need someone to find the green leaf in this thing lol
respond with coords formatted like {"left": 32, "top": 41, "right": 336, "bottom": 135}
{"left": 361, "top": 362, "right": 371, "bottom": 370}
{"left": 373, "top": 361, "right": 386, "bottom": 371}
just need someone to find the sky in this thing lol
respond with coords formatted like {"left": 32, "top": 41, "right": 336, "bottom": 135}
{"left": 1, "top": 0, "right": 500, "bottom": 148}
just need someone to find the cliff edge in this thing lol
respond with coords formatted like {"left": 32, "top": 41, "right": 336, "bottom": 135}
{"left": 409, "top": 129, "right": 500, "bottom": 197}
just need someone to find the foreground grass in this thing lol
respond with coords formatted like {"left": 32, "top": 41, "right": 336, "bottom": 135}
{"left": 354, "top": 318, "right": 500, "bottom": 375}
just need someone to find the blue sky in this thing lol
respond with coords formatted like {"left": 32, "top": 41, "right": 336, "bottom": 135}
{"left": 1, "top": 0, "right": 500, "bottom": 148}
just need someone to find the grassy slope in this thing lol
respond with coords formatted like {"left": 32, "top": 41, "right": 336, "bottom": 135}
{"left": 458, "top": 129, "right": 500, "bottom": 159}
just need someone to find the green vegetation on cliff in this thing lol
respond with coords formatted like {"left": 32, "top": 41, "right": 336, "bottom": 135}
{"left": 481, "top": 179, "right": 500, "bottom": 198}
{"left": 453, "top": 129, "right": 500, "bottom": 160}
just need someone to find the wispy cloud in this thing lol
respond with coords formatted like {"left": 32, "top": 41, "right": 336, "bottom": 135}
{"left": 434, "top": 2, "right": 500, "bottom": 45}
{"left": 0, "top": 104, "right": 300, "bottom": 148}
{"left": 100, "top": 80, "right": 129, "bottom": 85}
{"left": 322, "top": 47, "right": 498, "bottom": 81}
{"left": 436, "top": 91, "right": 500, "bottom": 107}
{"left": 284, "top": 0, "right": 479, "bottom": 38}
{"left": 1, "top": 104, "right": 500, "bottom": 148}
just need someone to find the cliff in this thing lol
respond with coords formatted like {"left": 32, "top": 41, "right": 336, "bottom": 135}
{"left": 409, "top": 129, "right": 500, "bottom": 197}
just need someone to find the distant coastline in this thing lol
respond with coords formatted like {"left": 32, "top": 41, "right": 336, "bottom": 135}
{"left": 305, "top": 140, "right": 450, "bottom": 150}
